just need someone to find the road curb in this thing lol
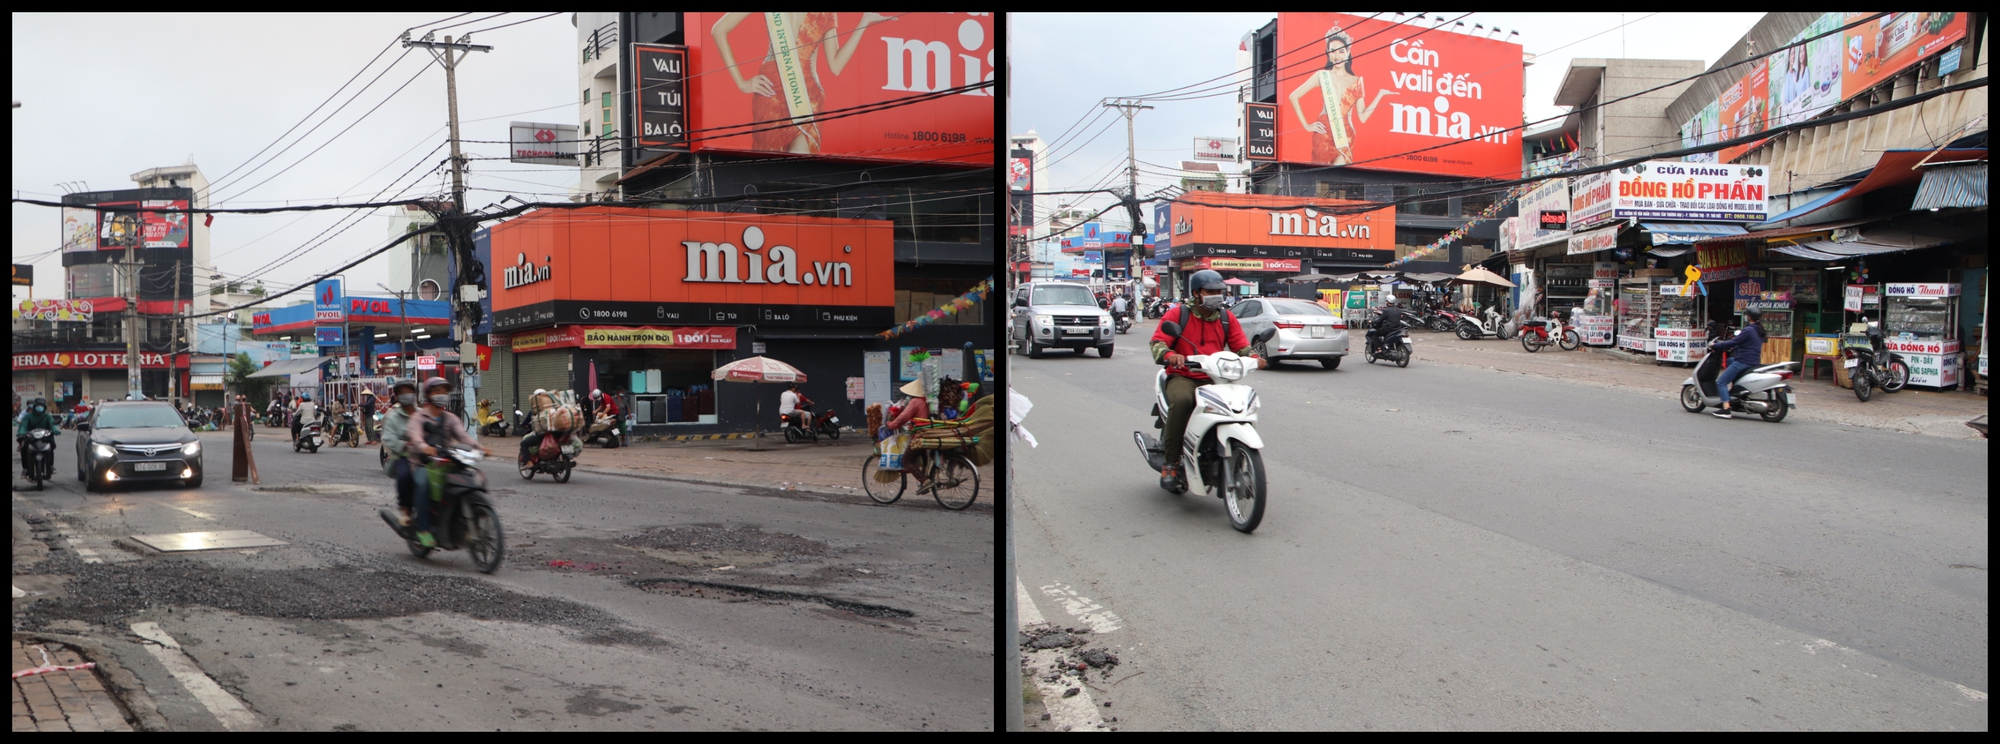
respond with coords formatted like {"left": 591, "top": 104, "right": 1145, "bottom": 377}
{"left": 13, "top": 631, "right": 171, "bottom": 732}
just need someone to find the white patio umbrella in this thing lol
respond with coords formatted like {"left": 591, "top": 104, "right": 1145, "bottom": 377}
{"left": 711, "top": 356, "right": 809, "bottom": 448}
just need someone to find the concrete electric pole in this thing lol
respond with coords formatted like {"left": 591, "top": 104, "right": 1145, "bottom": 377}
{"left": 403, "top": 32, "right": 490, "bottom": 419}
{"left": 1103, "top": 100, "right": 1152, "bottom": 286}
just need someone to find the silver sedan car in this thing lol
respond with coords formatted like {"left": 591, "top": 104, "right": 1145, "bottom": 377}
{"left": 1232, "top": 297, "right": 1349, "bottom": 369}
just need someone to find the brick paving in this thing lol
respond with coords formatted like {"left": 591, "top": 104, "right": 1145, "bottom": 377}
{"left": 11, "top": 641, "right": 133, "bottom": 732}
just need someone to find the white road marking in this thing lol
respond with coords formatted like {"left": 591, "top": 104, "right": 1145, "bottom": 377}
{"left": 1018, "top": 579, "right": 1107, "bottom": 732}
{"left": 1016, "top": 579, "right": 1046, "bottom": 625}
{"left": 1038, "top": 582, "right": 1124, "bottom": 633}
{"left": 129, "top": 622, "right": 258, "bottom": 730}
{"left": 1955, "top": 684, "right": 1988, "bottom": 702}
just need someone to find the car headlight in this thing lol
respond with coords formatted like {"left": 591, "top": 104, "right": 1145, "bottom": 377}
{"left": 1034, "top": 314, "right": 1053, "bottom": 327}
{"left": 94, "top": 444, "right": 115, "bottom": 459}
{"left": 183, "top": 441, "right": 201, "bottom": 455}
{"left": 1098, "top": 315, "right": 1111, "bottom": 326}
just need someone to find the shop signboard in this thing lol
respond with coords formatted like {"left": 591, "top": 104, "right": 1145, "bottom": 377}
{"left": 1008, "top": 156, "right": 1032, "bottom": 192}
{"left": 488, "top": 207, "right": 896, "bottom": 331}
{"left": 1607, "top": 162, "right": 1767, "bottom": 223}
{"left": 14, "top": 298, "right": 94, "bottom": 322}
{"left": 417, "top": 356, "right": 437, "bottom": 371}
{"left": 684, "top": 13, "right": 992, "bottom": 166}
{"left": 1517, "top": 177, "right": 1571, "bottom": 250}
{"left": 1274, "top": 12, "right": 1524, "bottom": 178}
{"left": 1194, "top": 258, "right": 1303, "bottom": 273}
{"left": 1193, "top": 137, "right": 1235, "bottom": 161}
{"left": 1567, "top": 224, "right": 1619, "bottom": 256}
{"left": 1575, "top": 313, "right": 1615, "bottom": 346}
{"left": 508, "top": 122, "right": 580, "bottom": 166}
{"left": 1886, "top": 337, "right": 1960, "bottom": 387}
{"left": 11, "top": 352, "right": 189, "bottom": 370}
{"left": 1696, "top": 243, "right": 1751, "bottom": 283}
{"left": 1884, "top": 282, "right": 1959, "bottom": 297}
{"left": 1654, "top": 327, "right": 1707, "bottom": 363}
{"left": 1166, "top": 191, "right": 1394, "bottom": 253}
{"left": 314, "top": 278, "right": 345, "bottom": 323}
{"left": 1244, "top": 102, "right": 1277, "bottom": 161}
{"left": 315, "top": 326, "right": 344, "bottom": 347}
{"left": 11, "top": 263, "right": 30, "bottom": 286}
{"left": 1568, "top": 171, "right": 1614, "bottom": 229}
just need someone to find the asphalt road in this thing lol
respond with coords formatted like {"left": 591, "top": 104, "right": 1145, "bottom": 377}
{"left": 1012, "top": 320, "right": 1988, "bottom": 730}
{"left": 14, "top": 422, "right": 991, "bottom": 731}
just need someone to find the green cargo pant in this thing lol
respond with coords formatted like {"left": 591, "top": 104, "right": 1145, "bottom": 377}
{"left": 1161, "top": 374, "right": 1209, "bottom": 463}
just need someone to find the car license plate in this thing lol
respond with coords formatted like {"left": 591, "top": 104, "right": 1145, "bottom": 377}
{"left": 1310, "top": 326, "right": 1326, "bottom": 338}
{"left": 135, "top": 462, "right": 167, "bottom": 472}
{"left": 1843, "top": 359, "right": 1858, "bottom": 369}
{"left": 1403, "top": 337, "right": 1413, "bottom": 345}
{"left": 1062, "top": 326, "right": 1092, "bottom": 335}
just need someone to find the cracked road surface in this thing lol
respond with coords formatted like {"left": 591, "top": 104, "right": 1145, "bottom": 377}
{"left": 13, "top": 429, "right": 990, "bottom": 730}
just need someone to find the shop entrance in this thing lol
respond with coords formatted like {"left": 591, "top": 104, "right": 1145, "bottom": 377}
{"left": 591, "top": 349, "right": 718, "bottom": 426}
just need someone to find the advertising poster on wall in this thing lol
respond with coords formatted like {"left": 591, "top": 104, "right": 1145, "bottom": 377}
{"left": 61, "top": 207, "right": 97, "bottom": 253}
{"left": 1274, "top": 12, "right": 1523, "bottom": 178}
{"left": 1516, "top": 178, "right": 1571, "bottom": 250}
{"left": 687, "top": 13, "right": 992, "bottom": 166}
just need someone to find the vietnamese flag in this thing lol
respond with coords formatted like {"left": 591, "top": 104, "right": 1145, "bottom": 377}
{"left": 476, "top": 344, "right": 491, "bottom": 371}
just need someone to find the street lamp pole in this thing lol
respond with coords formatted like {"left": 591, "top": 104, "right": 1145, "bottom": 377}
{"left": 379, "top": 284, "right": 410, "bottom": 380}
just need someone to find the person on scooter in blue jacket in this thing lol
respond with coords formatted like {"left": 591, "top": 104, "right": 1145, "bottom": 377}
{"left": 1709, "top": 306, "right": 1766, "bottom": 419}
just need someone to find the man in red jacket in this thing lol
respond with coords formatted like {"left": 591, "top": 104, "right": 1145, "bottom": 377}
{"left": 1149, "top": 269, "right": 1265, "bottom": 491}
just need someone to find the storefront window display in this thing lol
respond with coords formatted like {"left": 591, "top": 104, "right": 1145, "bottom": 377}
{"left": 1883, "top": 282, "right": 1961, "bottom": 388}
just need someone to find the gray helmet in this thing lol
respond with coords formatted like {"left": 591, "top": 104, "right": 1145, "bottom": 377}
{"left": 422, "top": 376, "right": 451, "bottom": 394}
{"left": 390, "top": 377, "right": 419, "bottom": 395}
{"left": 1744, "top": 306, "right": 1764, "bottom": 321}
{"left": 1187, "top": 269, "right": 1225, "bottom": 294}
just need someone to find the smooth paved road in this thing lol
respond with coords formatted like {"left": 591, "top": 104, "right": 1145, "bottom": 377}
{"left": 14, "top": 422, "right": 990, "bottom": 730}
{"left": 1012, "top": 320, "right": 1987, "bottom": 730}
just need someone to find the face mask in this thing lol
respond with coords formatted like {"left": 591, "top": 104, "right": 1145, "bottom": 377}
{"left": 397, "top": 394, "right": 417, "bottom": 407}
{"left": 1200, "top": 294, "right": 1227, "bottom": 309}
{"left": 427, "top": 394, "right": 450, "bottom": 407}
{"left": 34, "top": 406, "right": 45, "bottom": 414}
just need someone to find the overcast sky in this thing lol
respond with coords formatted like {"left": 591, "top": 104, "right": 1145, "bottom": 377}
{"left": 12, "top": 12, "right": 582, "bottom": 307}
{"left": 1009, "top": 12, "right": 1765, "bottom": 232}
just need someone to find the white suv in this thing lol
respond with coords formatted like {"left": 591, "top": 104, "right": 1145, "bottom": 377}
{"left": 1011, "top": 282, "right": 1115, "bottom": 358}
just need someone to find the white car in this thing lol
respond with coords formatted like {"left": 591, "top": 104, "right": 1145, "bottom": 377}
{"left": 1230, "top": 298, "right": 1349, "bottom": 369}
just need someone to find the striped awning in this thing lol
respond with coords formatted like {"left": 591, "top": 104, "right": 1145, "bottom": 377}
{"left": 1911, "top": 163, "right": 1988, "bottom": 210}
{"left": 1769, "top": 227, "right": 1956, "bottom": 260}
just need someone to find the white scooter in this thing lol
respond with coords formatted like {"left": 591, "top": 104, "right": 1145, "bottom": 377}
{"left": 1679, "top": 342, "right": 1799, "bottom": 422}
{"left": 1132, "top": 324, "right": 1269, "bottom": 533}
{"left": 1454, "top": 304, "right": 1514, "bottom": 340}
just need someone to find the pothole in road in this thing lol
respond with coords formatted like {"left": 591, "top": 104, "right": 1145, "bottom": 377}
{"left": 614, "top": 524, "right": 834, "bottom": 563}
{"left": 11, "top": 552, "right": 668, "bottom": 648}
{"left": 631, "top": 577, "right": 913, "bottom": 622}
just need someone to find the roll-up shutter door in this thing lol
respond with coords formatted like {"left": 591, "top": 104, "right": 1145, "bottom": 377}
{"left": 514, "top": 349, "right": 571, "bottom": 409}
{"left": 487, "top": 345, "right": 515, "bottom": 416}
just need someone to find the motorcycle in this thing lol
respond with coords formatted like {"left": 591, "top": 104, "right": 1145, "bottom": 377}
{"left": 1455, "top": 305, "right": 1514, "bottom": 340}
{"left": 583, "top": 412, "right": 624, "bottom": 448}
{"left": 1519, "top": 315, "right": 1581, "bottom": 352}
{"left": 518, "top": 431, "right": 580, "bottom": 483}
{"left": 1680, "top": 344, "right": 1798, "bottom": 422}
{"left": 334, "top": 411, "right": 361, "bottom": 447}
{"left": 1426, "top": 307, "right": 1466, "bottom": 333}
{"left": 378, "top": 447, "right": 505, "bottom": 573}
{"left": 477, "top": 402, "right": 509, "bottom": 437}
{"left": 780, "top": 401, "right": 842, "bottom": 444}
{"left": 19, "top": 428, "right": 56, "bottom": 490}
{"left": 294, "top": 419, "right": 325, "bottom": 453}
{"left": 1144, "top": 297, "right": 1168, "bottom": 319}
{"left": 1844, "top": 327, "right": 1910, "bottom": 402}
{"left": 1114, "top": 313, "right": 1133, "bottom": 335}
{"left": 1131, "top": 323, "right": 1269, "bottom": 534}
{"left": 1364, "top": 325, "right": 1414, "bottom": 367}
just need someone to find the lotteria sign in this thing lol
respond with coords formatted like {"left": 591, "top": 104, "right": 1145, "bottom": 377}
{"left": 489, "top": 207, "right": 894, "bottom": 312}
{"left": 13, "top": 352, "right": 188, "bottom": 370}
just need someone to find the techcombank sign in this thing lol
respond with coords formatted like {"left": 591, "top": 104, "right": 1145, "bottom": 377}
{"left": 488, "top": 207, "right": 895, "bottom": 332}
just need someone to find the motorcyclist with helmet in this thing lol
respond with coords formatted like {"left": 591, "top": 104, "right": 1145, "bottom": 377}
{"left": 1709, "top": 306, "right": 1767, "bottom": 419}
{"left": 1367, "top": 296, "right": 1409, "bottom": 356}
{"left": 380, "top": 379, "right": 422, "bottom": 526}
{"left": 1149, "top": 269, "right": 1267, "bottom": 491}
{"left": 407, "top": 377, "right": 491, "bottom": 547}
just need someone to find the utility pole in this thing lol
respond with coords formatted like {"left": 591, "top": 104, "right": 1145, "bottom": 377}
{"left": 1104, "top": 100, "right": 1152, "bottom": 288}
{"left": 403, "top": 31, "right": 491, "bottom": 421}
{"left": 170, "top": 259, "right": 182, "bottom": 403}
{"left": 120, "top": 208, "right": 143, "bottom": 401}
